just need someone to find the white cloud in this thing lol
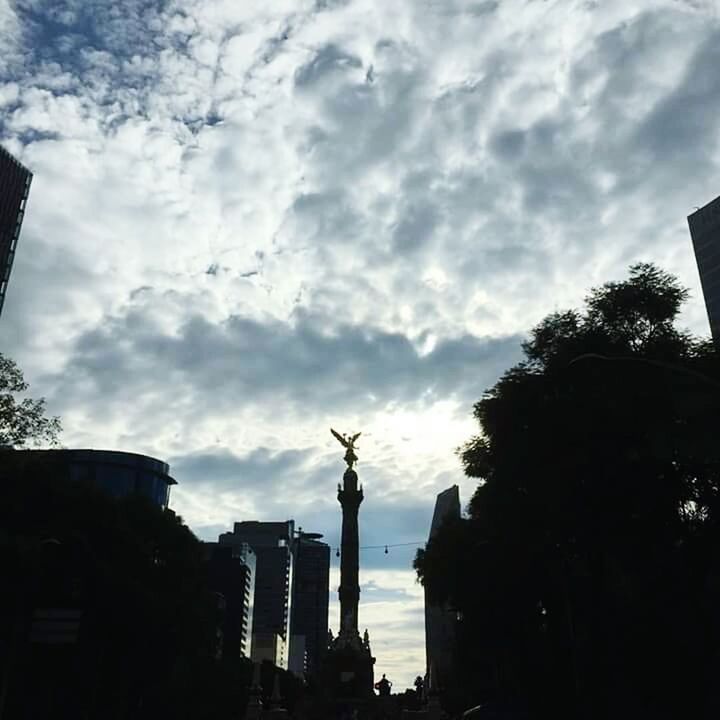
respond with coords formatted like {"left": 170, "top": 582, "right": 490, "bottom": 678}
{"left": 0, "top": 1, "right": 21, "bottom": 74}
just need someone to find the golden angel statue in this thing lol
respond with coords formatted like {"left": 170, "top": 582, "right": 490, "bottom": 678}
{"left": 330, "top": 428, "right": 361, "bottom": 468}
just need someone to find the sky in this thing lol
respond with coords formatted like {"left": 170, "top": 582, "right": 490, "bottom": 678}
{"left": 1, "top": 0, "right": 720, "bottom": 689}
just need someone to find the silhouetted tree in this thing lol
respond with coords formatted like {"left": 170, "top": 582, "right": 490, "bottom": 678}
{"left": 0, "top": 353, "right": 61, "bottom": 447}
{"left": 416, "top": 264, "right": 720, "bottom": 720}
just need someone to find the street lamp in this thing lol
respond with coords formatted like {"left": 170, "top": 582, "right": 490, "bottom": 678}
{"left": 294, "top": 528, "right": 324, "bottom": 543}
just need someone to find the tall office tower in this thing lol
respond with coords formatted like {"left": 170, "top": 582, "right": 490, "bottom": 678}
{"left": 424, "top": 485, "right": 461, "bottom": 690}
{"left": 0, "top": 145, "right": 32, "bottom": 318}
{"left": 289, "top": 536, "right": 330, "bottom": 677}
{"left": 205, "top": 542, "right": 256, "bottom": 659}
{"left": 688, "top": 195, "right": 720, "bottom": 347}
{"left": 219, "top": 521, "right": 294, "bottom": 669}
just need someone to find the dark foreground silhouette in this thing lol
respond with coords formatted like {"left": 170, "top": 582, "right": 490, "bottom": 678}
{"left": 416, "top": 264, "right": 720, "bottom": 720}
{"left": 0, "top": 456, "right": 304, "bottom": 720}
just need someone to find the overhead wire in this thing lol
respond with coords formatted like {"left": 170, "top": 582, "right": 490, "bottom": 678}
{"left": 334, "top": 540, "right": 426, "bottom": 557}
{"left": 360, "top": 541, "right": 425, "bottom": 549}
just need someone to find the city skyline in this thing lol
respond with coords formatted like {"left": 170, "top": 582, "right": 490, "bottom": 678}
{"left": 2, "top": 0, "right": 720, "bottom": 689}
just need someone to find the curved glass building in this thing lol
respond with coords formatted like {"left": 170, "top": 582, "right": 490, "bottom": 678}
{"left": 1, "top": 448, "right": 176, "bottom": 508}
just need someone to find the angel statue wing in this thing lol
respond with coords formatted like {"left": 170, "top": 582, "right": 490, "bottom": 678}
{"left": 330, "top": 428, "right": 348, "bottom": 448}
{"left": 350, "top": 432, "right": 362, "bottom": 446}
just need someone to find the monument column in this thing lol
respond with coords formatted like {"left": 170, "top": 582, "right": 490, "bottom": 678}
{"left": 324, "top": 429, "right": 375, "bottom": 704}
{"left": 338, "top": 467, "right": 363, "bottom": 641}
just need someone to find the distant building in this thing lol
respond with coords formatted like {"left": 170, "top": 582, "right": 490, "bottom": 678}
{"left": 205, "top": 542, "right": 256, "bottom": 659}
{"left": 289, "top": 535, "right": 330, "bottom": 677}
{"left": 0, "top": 449, "right": 176, "bottom": 509}
{"left": 219, "top": 521, "right": 294, "bottom": 669}
{"left": 425, "top": 485, "right": 461, "bottom": 690}
{"left": 0, "top": 145, "right": 32, "bottom": 318}
{"left": 688, "top": 195, "right": 720, "bottom": 346}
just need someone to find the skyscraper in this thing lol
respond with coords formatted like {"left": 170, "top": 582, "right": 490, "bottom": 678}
{"left": 219, "top": 521, "right": 294, "bottom": 669}
{"left": 688, "top": 195, "right": 720, "bottom": 346}
{"left": 0, "top": 145, "right": 32, "bottom": 318}
{"left": 205, "top": 541, "right": 256, "bottom": 659}
{"left": 289, "top": 535, "right": 330, "bottom": 677}
{"left": 424, "top": 485, "right": 461, "bottom": 690}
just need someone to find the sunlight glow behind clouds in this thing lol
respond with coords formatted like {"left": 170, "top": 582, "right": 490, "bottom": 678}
{"left": 2, "top": 0, "right": 720, "bottom": 686}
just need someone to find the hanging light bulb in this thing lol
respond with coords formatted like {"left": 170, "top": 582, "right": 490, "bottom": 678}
{"left": 384, "top": 545, "right": 389, "bottom": 554}
{"left": 336, "top": 548, "right": 340, "bottom": 558}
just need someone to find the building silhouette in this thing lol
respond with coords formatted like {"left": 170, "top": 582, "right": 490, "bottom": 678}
{"left": 219, "top": 521, "right": 294, "bottom": 669}
{"left": 205, "top": 542, "right": 256, "bottom": 659}
{"left": 425, "top": 485, "right": 461, "bottom": 691}
{"left": 688, "top": 195, "right": 720, "bottom": 346}
{"left": 289, "top": 535, "right": 330, "bottom": 677}
{"left": 0, "top": 145, "right": 32, "bottom": 318}
{"left": 0, "top": 448, "right": 176, "bottom": 508}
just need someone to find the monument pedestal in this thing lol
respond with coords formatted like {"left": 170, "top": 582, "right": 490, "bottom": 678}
{"left": 323, "top": 633, "right": 376, "bottom": 701}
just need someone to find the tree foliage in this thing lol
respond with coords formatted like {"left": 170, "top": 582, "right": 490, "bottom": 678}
{"left": 0, "top": 352, "right": 61, "bottom": 447}
{"left": 416, "top": 263, "right": 720, "bottom": 719}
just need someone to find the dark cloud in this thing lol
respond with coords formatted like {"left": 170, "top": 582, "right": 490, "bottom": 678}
{"left": 467, "top": 1, "right": 499, "bottom": 16}
{"left": 314, "top": 0, "right": 352, "bottom": 10}
{"left": 565, "top": 9, "right": 716, "bottom": 198}
{"left": 289, "top": 190, "right": 363, "bottom": 243}
{"left": 637, "top": 28, "right": 720, "bottom": 166}
{"left": 294, "top": 44, "right": 362, "bottom": 88}
{"left": 392, "top": 204, "right": 438, "bottom": 253}
{"left": 171, "top": 446, "right": 314, "bottom": 491}
{"left": 49, "top": 299, "right": 523, "bottom": 418}
{"left": 489, "top": 128, "right": 525, "bottom": 160}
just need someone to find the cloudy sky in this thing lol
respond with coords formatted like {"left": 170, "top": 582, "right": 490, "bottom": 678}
{"left": 2, "top": 0, "right": 720, "bottom": 687}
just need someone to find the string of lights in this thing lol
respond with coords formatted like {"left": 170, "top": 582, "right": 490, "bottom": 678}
{"left": 360, "top": 541, "right": 425, "bottom": 549}
{"left": 333, "top": 540, "right": 426, "bottom": 557}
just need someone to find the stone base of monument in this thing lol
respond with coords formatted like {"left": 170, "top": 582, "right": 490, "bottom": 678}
{"left": 320, "top": 633, "right": 378, "bottom": 719}
{"left": 322, "top": 635, "right": 376, "bottom": 703}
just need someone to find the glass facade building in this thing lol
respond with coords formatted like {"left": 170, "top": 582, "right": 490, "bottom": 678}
{"left": 1, "top": 449, "right": 176, "bottom": 509}
{"left": 0, "top": 145, "right": 32, "bottom": 317}
{"left": 688, "top": 195, "right": 720, "bottom": 347}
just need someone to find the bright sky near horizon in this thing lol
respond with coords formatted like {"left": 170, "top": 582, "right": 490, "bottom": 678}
{"left": 2, "top": 0, "right": 720, "bottom": 689}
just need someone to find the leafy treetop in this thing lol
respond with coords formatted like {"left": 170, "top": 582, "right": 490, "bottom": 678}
{"left": 0, "top": 352, "right": 61, "bottom": 447}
